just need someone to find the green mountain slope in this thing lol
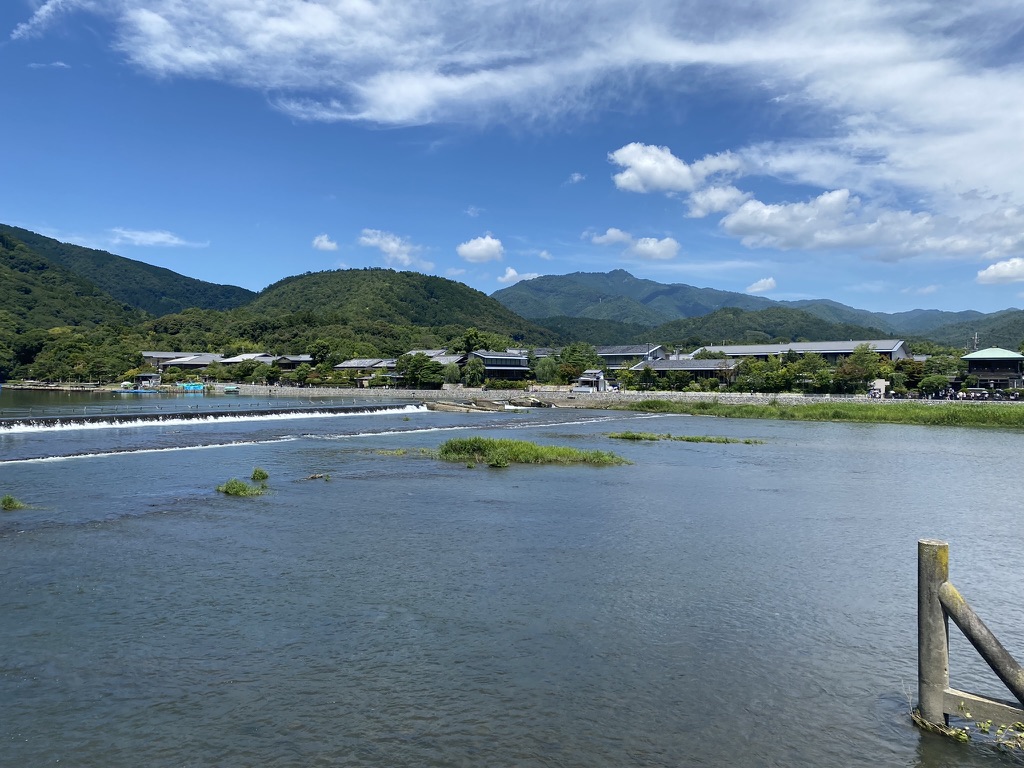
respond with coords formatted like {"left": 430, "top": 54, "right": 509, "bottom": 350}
{"left": 0, "top": 232, "right": 146, "bottom": 331}
{"left": 493, "top": 269, "right": 779, "bottom": 325}
{"left": 782, "top": 299, "right": 986, "bottom": 336}
{"left": 531, "top": 316, "right": 650, "bottom": 346}
{"left": 647, "top": 307, "right": 888, "bottom": 350}
{"left": 919, "top": 309, "right": 1024, "bottom": 349}
{"left": 0, "top": 224, "right": 255, "bottom": 316}
{"left": 250, "top": 268, "right": 557, "bottom": 344}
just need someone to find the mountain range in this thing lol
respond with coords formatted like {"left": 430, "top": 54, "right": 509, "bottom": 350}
{"left": 491, "top": 269, "right": 1023, "bottom": 348}
{"left": 3, "top": 225, "right": 1023, "bottom": 360}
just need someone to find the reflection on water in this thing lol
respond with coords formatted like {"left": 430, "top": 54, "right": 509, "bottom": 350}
{"left": 1, "top": 403, "right": 1022, "bottom": 767}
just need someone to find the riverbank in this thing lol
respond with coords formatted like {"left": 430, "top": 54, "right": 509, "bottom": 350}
{"left": 218, "top": 384, "right": 1024, "bottom": 428}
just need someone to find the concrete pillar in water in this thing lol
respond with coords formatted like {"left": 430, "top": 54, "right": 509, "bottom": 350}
{"left": 918, "top": 538, "right": 949, "bottom": 726}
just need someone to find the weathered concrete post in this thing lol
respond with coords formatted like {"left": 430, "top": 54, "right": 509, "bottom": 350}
{"left": 918, "top": 539, "right": 950, "bottom": 726}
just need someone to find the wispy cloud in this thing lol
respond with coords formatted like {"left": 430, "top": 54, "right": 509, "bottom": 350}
{"left": 27, "top": 61, "right": 71, "bottom": 68}
{"left": 358, "top": 228, "right": 433, "bottom": 270}
{"left": 566, "top": 172, "right": 585, "bottom": 184}
{"left": 312, "top": 233, "right": 338, "bottom": 251}
{"left": 110, "top": 227, "right": 207, "bottom": 247}
{"left": 464, "top": 205, "right": 483, "bottom": 218}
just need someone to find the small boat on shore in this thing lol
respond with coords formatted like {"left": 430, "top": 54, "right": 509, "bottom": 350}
{"left": 223, "top": 386, "right": 240, "bottom": 394}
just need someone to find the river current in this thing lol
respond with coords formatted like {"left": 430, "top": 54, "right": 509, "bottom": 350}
{"left": 1, "top": 389, "right": 1022, "bottom": 766}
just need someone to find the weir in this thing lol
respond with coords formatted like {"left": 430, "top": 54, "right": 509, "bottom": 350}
{"left": 0, "top": 401, "right": 423, "bottom": 430}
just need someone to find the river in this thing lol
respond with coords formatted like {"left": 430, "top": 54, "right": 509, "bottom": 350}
{"left": 1, "top": 388, "right": 1022, "bottom": 766}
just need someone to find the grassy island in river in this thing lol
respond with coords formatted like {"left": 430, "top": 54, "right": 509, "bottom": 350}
{"left": 620, "top": 399, "right": 1024, "bottom": 428}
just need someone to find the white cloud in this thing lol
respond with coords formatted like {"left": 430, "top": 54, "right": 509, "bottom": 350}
{"left": 609, "top": 143, "right": 742, "bottom": 193}
{"left": 538, "top": 249, "right": 553, "bottom": 260}
{"left": 358, "top": 228, "right": 433, "bottom": 270}
{"left": 977, "top": 258, "right": 1024, "bottom": 285}
{"left": 13, "top": 0, "right": 1024, "bottom": 266}
{"left": 630, "top": 236, "right": 679, "bottom": 261}
{"left": 312, "top": 233, "right": 338, "bottom": 251}
{"left": 28, "top": 60, "right": 71, "bottom": 68}
{"left": 590, "top": 227, "right": 678, "bottom": 260}
{"left": 591, "top": 227, "right": 633, "bottom": 245}
{"left": 465, "top": 205, "right": 482, "bottom": 217}
{"left": 497, "top": 266, "right": 540, "bottom": 284}
{"left": 746, "top": 277, "right": 777, "bottom": 293}
{"left": 687, "top": 185, "right": 751, "bottom": 218}
{"left": 566, "top": 172, "right": 585, "bottom": 184}
{"left": 110, "top": 227, "right": 207, "bottom": 247}
{"left": 456, "top": 234, "right": 503, "bottom": 263}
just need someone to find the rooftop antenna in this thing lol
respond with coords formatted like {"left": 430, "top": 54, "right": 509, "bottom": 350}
{"left": 971, "top": 332, "right": 980, "bottom": 351}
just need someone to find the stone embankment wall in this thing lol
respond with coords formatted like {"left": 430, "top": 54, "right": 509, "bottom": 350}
{"left": 223, "top": 384, "right": 955, "bottom": 407}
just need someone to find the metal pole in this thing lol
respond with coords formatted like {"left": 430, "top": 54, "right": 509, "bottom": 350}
{"left": 918, "top": 538, "right": 949, "bottom": 725}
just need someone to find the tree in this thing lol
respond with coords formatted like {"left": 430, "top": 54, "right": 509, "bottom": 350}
{"left": 919, "top": 374, "right": 951, "bottom": 396}
{"left": 833, "top": 343, "right": 881, "bottom": 393}
{"left": 442, "top": 362, "right": 461, "bottom": 384}
{"left": 557, "top": 342, "right": 603, "bottom": 383}
{"left": 396, "top": 353, "right": 444, "bottom": 388}
{"left": 534, "top": 356, "right": 559, "bottom": 384}
{"left": 462, "top": 357, "right": 485, "bottom": 387}
{"left": 308, "top": 338, "right": 332, "bottom": 366}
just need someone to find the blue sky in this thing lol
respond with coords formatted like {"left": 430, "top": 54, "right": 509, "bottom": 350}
{"left": 3, "top": 1, "right": 1024, "bottom": 314}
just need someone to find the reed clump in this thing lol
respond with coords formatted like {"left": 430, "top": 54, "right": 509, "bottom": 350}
{"left": 438, "top": 437, "right": 629, "bottom": 468}
{"left": 216, "top": 478, "right": 266, "bottom": 497}
{"left": 1, "top": 494, "right": 27, "bottom": 511}
{"left": 250, "top": 467, "right": 270, "bottom": 482}
{"left": 622, "top": 399, "right": 1024, "bottom": 428}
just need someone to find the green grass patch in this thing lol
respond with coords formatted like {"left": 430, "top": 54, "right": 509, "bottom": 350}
{"left": 620, "top": 399, "right": 1024, "bottom": 429}
{"left": 608, "top": 431, "right": 762, "bottom": 444}
{"left": 375, "top": 448, "right": 408, "bottom": 456}
{"left": 250, "top": 467, "right": 270, "bottom": 482}
{"left": 216, "top": 478, "right": 266, "bottom": 497}
{"left": 438, "top": 437, "right": 629, "bottom": 468}
{"left": 1, "top": 494, "right": 27, "bottom": 511}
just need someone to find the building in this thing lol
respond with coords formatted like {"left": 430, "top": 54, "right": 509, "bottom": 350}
{"left": 688, "top": 339, "right": 911, "bottom": 364}
{"left": 595, "top": 344, "right": 666, "bottom": 369}
{"left": 575, "top": 369, "right": 608, "bottom": 392}
{"left": 470, "top": 350, "right": 530, "bottom": 381}
{"left": 961, "top": 347, "right": 1024, "bottom": 389}
{"left": 159, "top": 353, "right": 224, "bottom": 371}
{"left": 630, "top": 357, "right": 741, "bottom": 385}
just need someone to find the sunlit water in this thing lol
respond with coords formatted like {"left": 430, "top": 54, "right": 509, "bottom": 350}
{"left": 2, "top": 390, "right": 1023, "bottom": 766}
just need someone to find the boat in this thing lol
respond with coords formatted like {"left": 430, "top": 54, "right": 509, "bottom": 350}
{"left": 222, "top": 386, "right": 240, "bottom": 394}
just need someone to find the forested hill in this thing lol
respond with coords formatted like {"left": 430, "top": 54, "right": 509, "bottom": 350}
{"left": 492, "top": 269, "right": 774, "bottom": 326}
{"left": 0, "top": 224, "right": 255, "bottom": 316}
{"left": 251, "top": 268, "right": 558, "bottom": 344}
{"left": 648, "top": 306, "right": 887, "bottom": 349}
{"left": 0, "top": 232, "right": 146, "bottom": 331}
{"left": 0, "top": 232, "right": 148, "bottom": 377}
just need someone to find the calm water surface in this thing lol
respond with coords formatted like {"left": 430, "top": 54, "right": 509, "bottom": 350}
{"left": 1, "top": 390, "right": 1023, "bottom": 766}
